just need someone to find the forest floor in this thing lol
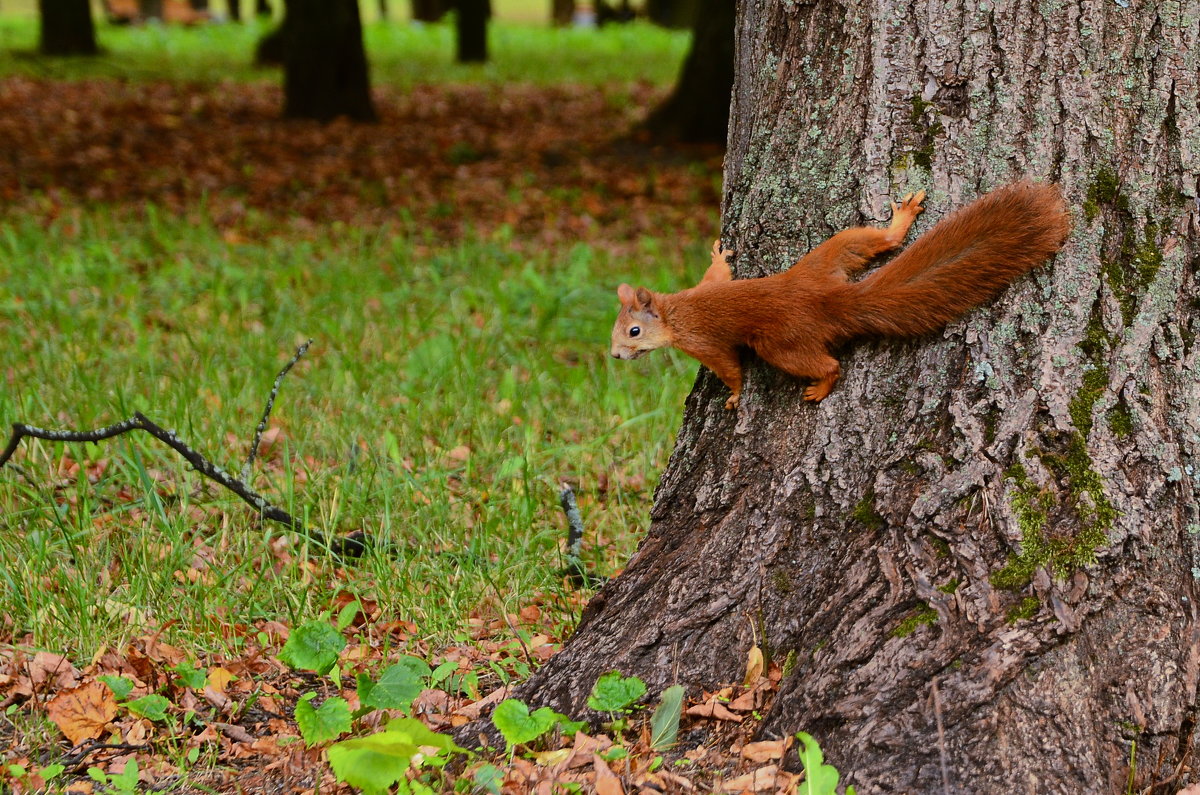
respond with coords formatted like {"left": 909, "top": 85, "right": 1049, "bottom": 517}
{"left": 0, "top": 19, "right": 835, "bottom": 795}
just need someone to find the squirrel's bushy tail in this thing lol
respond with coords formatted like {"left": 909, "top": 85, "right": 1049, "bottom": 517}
{"left": 842, "top": 181, "right": 1070, "bottom": 339}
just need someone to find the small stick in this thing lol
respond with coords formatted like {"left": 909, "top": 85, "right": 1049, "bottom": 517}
{"left": 1, "top": 414, "right": 302, "bottom": 529}
{"left": 0, "top": 416, "right": 368, "bottom": 558}
{"left": 558, "top": 483, "right": 598, "bottom": 587}
{"left": 559, "top": 482, "right": 584, "bottom": 562}
{"left": 242, "top": 339, "right": 312, "bottom": 482}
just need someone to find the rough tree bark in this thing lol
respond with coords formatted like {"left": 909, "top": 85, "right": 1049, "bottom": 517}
{"left": 281, "top": 0, "right": 376, "bottom": 122}
{"left": 640, "top": 0, "right": 734, "bottom": 144}
{"left": 38, "top": 0, "right": 97, "bottom": 56}
{"left": 515, "top": 0, "right": 1200, "bottom": 791}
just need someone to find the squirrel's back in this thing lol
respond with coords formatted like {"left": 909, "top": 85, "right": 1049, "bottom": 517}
{"left": 838, "top": 181, "right": 1070, "bottom": 339}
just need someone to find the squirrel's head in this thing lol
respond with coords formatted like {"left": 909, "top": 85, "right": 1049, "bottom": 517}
{"left": 611, "top": 284, "right": 671, "bottom": 359}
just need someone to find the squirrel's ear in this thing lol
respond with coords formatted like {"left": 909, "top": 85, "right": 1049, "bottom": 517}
{"left": 617, "top": 283, "right": 637, "bottom": 306}
{"left": 635, "top": 287, "right": 654, "bottom": 310}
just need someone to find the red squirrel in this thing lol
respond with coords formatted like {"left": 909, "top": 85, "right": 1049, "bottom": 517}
{"left": 610, "top": 181, "right": 1071, "bottom": 409}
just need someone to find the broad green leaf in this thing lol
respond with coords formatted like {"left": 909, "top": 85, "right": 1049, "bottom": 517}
{"left": 295, "top": 694, "right": 352, "bottom": 746}
{"left": 587, "top": 671, "right": 646, "bottom": 712}
{"left": 110, "top": 759, "right": 138, "bottom": 791}
{"left": 126, "top": 694, "right": 170, "bottom": 722}
{"left": 491, "top": 699, "right": 557, "bottom": 746}
{"left": 382, "top": 717, "right": 464, "bottom": 753}
{"left": 552, "top": 711, "right": 588, "bottom": 737}
{"left": 173, "top": 662, "right": 207, "bottom": 690}
{"left": 87, "top": 767, "right": 108, "bottom": 784}
{"left": 7, "top": 764, "right": 26, "bottom": 778}
{"left": 36, "top": 764, "right": 65, "bottom": 780}
{"left": 97, "top": 675, "right": 135, "bottom": 700}
{"left": 335, "top": 600, "right": 361, "bottom": 631}
{"left": 361, "top": 657, "right": 431, "bottom": 711}
{"left": 278, "top": 619, "right": 346, "bottom": 675}
{"left": 649, "top": 684, "right": 685, "bottom": 750}
{"left": 473, "top": 763, "right": 504, "bottom": 794}
{"left": 430, "top": 659, "right": 458, "bottom": 686}
{"left": 796, "top": 731, "right": 842, "bottom": 795}
{"left": 327, "top": 731, "right": 420, "bottom": 794}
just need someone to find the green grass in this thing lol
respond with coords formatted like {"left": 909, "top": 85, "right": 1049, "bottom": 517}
{"left": 0, "top": 210, "right": 702, "bottom": 660}
{"left": 0, "top": 15, "right": 689, "bottom": 86}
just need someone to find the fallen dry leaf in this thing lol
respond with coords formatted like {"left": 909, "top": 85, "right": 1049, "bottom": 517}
{"left": 452, "top": 684, "right": 509, "bottom": 720}
{"left": 207, "top": 666, "right": 235, "bottom": 693}
{"left": 46, "top": 680, "right": 119, "bottom": 745}
{"left": 686, "top": 698, "right": 744, "bottom": 723}
{"left": 720, "top": 764, "right": 780, "bottom": 793}
{"left": 592, "top": 754, "right": 625, "bottom": 795}
{"left": 29, "top": 651, "right": 81, "bottom": 691}
{"left": 743, "top": 645, "right": 764, "bottom": 687}
{"left": 741, "top": 738, "right": 792, "bottom": 763}
{"left": 566, "top": 732, "right": 613, "bottom": 769}
{"left": 728, "top": 689, "right": 757, "bottom": 711}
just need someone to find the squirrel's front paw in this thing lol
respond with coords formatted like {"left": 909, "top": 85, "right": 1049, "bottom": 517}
{"left": 711, "top": 239, "right": 734, "bottom": 264}
{"left": 890, "top": 190, "right": 927, "bottom": 218}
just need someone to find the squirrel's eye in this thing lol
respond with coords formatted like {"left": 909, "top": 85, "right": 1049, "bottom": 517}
{"left": 629, "top": 326, "right": 641, "bottom": 338}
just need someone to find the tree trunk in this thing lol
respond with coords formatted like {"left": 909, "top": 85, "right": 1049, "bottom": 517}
{"left": 644, "top": 0, "right": 696, "bottom": 29}
{"left": 454, "top": 0, "right": 488, "bottom": 63}
{"left": 255, "top": 0, "right": 271, "bottom": 16}
{"left": 138, "top": 0, "right": 163, "bottom": 20}
{"left": 282, "top": 0, "right": 376, "bottom": 122}
{"left": 513, "top": 0, "right": 1200, "bottom": 790}
{"left": 640, "top": 0, "right": 734, "bottom": 144}
{"left": 38, "top": 0, "right": 98, "bottom": 56}
{"left": 228, "top": 0, "right": 241, "bottom": 21}
{"left": 411, "top": 0, "right": 449, "bottom": 22}
{"left": 550, "top": 0, "right": 573, "bottom": 27}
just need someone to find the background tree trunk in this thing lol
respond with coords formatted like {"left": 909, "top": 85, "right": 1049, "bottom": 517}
{"left": 138, "top": 0, "right": 162, "bottom": 19}
{"left": 411, "top": 0, "right": 449, "bottom": 23}
{"left": 38, "top": 0, "right": 97, "bottom": 56}
{"left": 282, "top": 0, "right": 376, "bottom": 122}
{"left": 514, "top": 0, "right": 1200, "bottom": 790}
{"left": 644, "top": 0, "right": 696, "bottom": 29}
{"left": 640, "top": 0, "right": 734, "bottom": 144}
{"left": 454, "top": 0, "right": 489, "bottom": 63}
{"left": 550, "top": 0, "right": 573, "bottom": 27}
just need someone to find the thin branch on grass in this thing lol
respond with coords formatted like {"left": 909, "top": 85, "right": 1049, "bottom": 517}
{"left": 0, "top": 342, "right": 366, "bottom": 557}
{"left": 242, "top": 338, "right": 312, "bottom": 482}
{"left": 60, "top": 740, "right": 151, "bottom": 771}
{"left": 557, "top": 482, "right": 600, "bottom": 586}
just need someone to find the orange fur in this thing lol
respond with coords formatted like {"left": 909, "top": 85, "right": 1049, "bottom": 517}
{"left": 610, "top": 182, "right": 1071, "bottom": 408}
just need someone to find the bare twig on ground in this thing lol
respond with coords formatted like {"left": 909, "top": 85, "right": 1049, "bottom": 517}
{"left": 558, "top": 482, "right": 601, "bottom": 587}
{"left": 242, "top": 338, "right": 311, "bottom": 482}
{"left": 0, "top": 342, "right": 367, "bottom": 557}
